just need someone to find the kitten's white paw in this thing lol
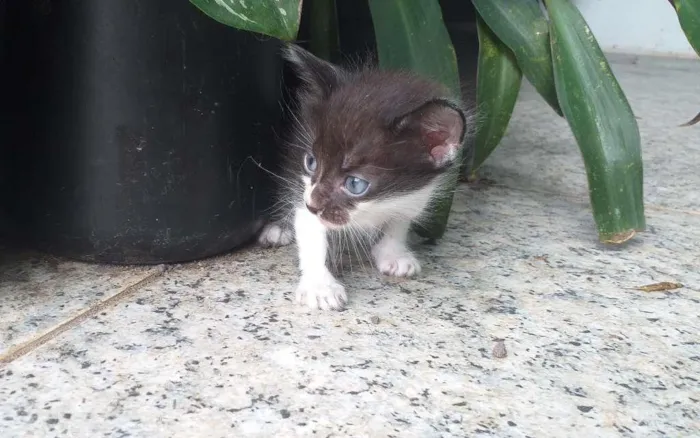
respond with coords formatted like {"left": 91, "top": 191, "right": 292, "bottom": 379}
{"left": 373, "top": 246, "right": 421, "bottom": 277}
{"left": 295, "top": 274, "right": 347, "bottom": 311}
{"left": 258, "top": 223, "right": 293, "bottom": 247}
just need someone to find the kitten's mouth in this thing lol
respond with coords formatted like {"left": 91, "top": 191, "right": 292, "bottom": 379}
{"left": 312, "top": 212, "right": 348, "bottom": 230}
{"left": 318, "top": 217, "right": 346, "bottom": 230}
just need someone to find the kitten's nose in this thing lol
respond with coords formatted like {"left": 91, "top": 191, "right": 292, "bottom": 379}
{"left": 306, "top": 203, "right": 321, "bottom": 215}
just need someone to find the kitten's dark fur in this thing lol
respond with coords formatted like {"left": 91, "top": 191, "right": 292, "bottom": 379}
{"left": 259, "top": 44, "right": 471, "bottom": 311}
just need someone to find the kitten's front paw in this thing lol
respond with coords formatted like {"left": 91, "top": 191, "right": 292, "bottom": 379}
{"left": 373, "top": 246, "right": 421, "bottom": 277}
{"left": 295, "top": 275, "right": 347, "bottom": 311}
{"left": 258, "top": 223, "right": 293, "bottom": 247}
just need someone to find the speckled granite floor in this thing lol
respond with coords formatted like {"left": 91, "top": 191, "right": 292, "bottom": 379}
{"left": 1, "top": 55, "right": 699, "bottom": 438}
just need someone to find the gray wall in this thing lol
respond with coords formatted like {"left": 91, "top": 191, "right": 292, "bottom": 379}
{"left": 575, "top": 0, "right": 695, "bottom": 57}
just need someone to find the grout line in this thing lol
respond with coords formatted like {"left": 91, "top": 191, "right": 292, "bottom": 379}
{"left": 0, "top": 265, "right": 170, "bottom": 366}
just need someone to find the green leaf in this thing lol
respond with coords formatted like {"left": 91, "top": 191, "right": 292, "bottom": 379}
{"left": 367, "top": 0, "right": 461, "bottom": 240}
{"left": 367, "top": 0, "right": 461, "bottom": 95}
{"left": 309, "top": 0, "right": 340, "bottom": 62}
{"left": 670, "top": 0, "right": 700, "bottom": 57}
{"left": 679, "top": 111, "right": 700, "bottom": 127}
{"left": 471, "top": 0, "right": 562, "bottom": 116}
{"left": 545, "top": 0, "right": 645, "bottom": 243}
{"left": 473, "top": 17, "right": 523, "bottom": 170}
{"left": 669, "top": 0, "right": 700, "bottom": 126}
{"left": 189, "top": 0, "right": 302, "bottom": 41}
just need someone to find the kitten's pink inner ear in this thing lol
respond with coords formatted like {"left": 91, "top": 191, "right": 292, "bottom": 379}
{"left": 420, "top": 105, "right": 465, "bottom": 167}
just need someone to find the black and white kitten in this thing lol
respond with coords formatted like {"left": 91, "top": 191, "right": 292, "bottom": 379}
{"left": 259, "top": 44, "right": 469, "bottom": 311}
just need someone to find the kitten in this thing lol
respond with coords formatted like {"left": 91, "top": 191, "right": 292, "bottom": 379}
{"left": 259, "top": 44, "right": 469, "bottom": 311}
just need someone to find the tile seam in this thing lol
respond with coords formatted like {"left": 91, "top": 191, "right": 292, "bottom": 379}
{"left": 0, "top": 265, "right": 170, "bottom": 365}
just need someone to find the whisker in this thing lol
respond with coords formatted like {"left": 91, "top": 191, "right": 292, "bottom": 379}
{"left": 347, "top": 224, "right": 367, "bottom": 274}
{"left": 286, "top": 106, "right": 315, "bottom": 146}
{"left": 353, "top": 223, "right": 374, "bottom": 271}
{"left": 241, "top": 156, "right": 298, "bottom": 187}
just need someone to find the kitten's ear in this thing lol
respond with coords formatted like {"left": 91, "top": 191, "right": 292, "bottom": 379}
{"left": 395, "top": 99, "right": 466, "bottom": 168}
{"left": 283, "top": 44, "right": 345, "bottom": 100}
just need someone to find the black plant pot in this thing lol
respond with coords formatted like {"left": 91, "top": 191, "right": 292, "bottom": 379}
{"left": 3, "top": 0, "right": 285, "bottom": 264}
{"left": 1, "top": 0, "right": 13, "bottom": 245}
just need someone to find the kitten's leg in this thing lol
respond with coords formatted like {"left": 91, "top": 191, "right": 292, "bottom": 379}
{"left": 294, "top": 208, "right": 347, "bottom": 310}
{"left": 372, "top": 220, "right": 421, "bottom": 277}
{"left": 258, "top": 220, "right": 294, "bottom": 247}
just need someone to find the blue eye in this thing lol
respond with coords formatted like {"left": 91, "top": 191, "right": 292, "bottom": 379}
{"left": 304, "top": 154, "right": 317, "bottom": 173}
{"left": 344, "top": 176, "right": 370, "bottom": 196}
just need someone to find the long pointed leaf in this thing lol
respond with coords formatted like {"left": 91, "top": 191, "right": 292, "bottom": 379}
{"left": 367, "top": 0, "right": 461, "bottom": 240}
{"left": 670, "top": 0, "right": 700, "bottom": 56}
{"left": 189, "top": 0, "right": 302, "bottom": 41}
{"left": 680, "top": 111, "right": 700, "bottom": 127}
{"left": 545, "top": 0, "right": 645, "bottom": 243}
{"left": 670, "top": 0, "right": 700, "bottom": 127}
{"left": 473, "top": 17, "right": 523, "bottom": 170}
{"left": 471, "top": 0, "right": 562, "bottom": 116}
{"left": 309, "top": 0, "right": 340, "bottom": 62}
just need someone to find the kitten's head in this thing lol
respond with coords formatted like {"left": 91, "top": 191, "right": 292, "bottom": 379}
{"left": 284, "top": 44, "right": 468, "bottom": 230}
